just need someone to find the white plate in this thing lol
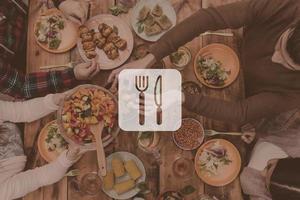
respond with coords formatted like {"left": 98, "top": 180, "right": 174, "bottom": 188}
{"left": 131, "top": 0, "right": 177, "bottom": 42}
{"left": 103, "top": 152, "right": 146, "bottom": 200}
{"left": 77, "top": 14, "right": 134, "bottom": 70}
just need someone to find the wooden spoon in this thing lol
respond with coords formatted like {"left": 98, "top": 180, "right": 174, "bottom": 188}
{"left": 90, "top": 121, "right": 107, "bottom": 176}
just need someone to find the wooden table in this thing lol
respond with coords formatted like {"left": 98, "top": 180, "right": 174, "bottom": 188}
{"left": 24, "top": 0, "right": 246, "bottom": 200}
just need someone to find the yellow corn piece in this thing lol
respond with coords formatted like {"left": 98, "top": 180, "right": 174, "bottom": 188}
{"left": 113, "top": 179, "right": 135, "bottom": 194}
{"left": 103, "top": 170, "right": 114, "bottom": 191}
{"left": 112, "top": 158, "right": 125, "bottom": 178}
{"left": 124, "top": 160, "right": 142, "bottom": 180}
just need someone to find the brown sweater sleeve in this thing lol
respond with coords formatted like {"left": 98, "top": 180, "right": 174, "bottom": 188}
{"left": 149, "top": 0, "right": 262, "bottom": 60}
{"left": 183, "top": 92, "right": 300, "bottom": 126}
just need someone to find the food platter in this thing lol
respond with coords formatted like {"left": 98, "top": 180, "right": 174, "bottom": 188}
{"left": 77, "top": 14, "right": 134, "bottom": 70}
{"left": 102, "top": 152, "right": 146, "bottom": 200}
{"left": 194, "top": 139, "right": 241, "bottom": 186}
{"left": 57, "top": 84, "right": 119, "bottom": 150}
{"left": 131, "top": 0, "right": 176, "bottom": 42}
{"left": 38, "top": 120, "right": 68, "bottom": 162}
{"left": 34, "top": 8, "right": 78, "bottom": 53}
{"left": 193, "top": 43, "right": 240, "bottom": 89}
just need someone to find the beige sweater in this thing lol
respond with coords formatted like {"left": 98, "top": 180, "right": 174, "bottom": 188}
{"left": 0, "top": 95, "right": 73, "bottom": 200}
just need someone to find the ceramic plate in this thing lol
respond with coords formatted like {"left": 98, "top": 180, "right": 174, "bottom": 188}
{"left": 193, "top": 43, "right": 240, "bottom": 89}
{"left": 34, "top": 9, "right": 78, "bottom": 53}
{"left": 38, "top": 120, "right": 66, "bottom": 162}
{"left": 77, "top": 14, "right": 134, "bottom": 70}
{"left": 194, "top": 139, "right": 241, "bottom": 186}
{"left": 103, "top": 152, "right": 146, "bottom": 200}
{"left": 131, "top": 0, "right": 176, "bottom": 42}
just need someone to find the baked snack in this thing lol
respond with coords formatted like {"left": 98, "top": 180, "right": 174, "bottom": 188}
{"left": 85, "top": 50, "right": 97, "bottom": 59}
{"left": 80, "top": 22, "right": 127, "bottom": 60}
{"left": 138, "top": 6, "right": 150, "bottom": 21}
{"left": 156, "top": 15, "right": 172, "bottom": 30}
{"left": 151, "top": 4, "right": 163, "bottom": 17}
{"left": 82, "top": 41, "right": 96, "bottom": 51}
{"left": 144, "top": 23, "right": 162, "bottom": 36}
{"left": 114, "top": 38, "right": 127, "bottom": 50}
{"left": 79, "top": 25, "right": 90, "bottom": 37}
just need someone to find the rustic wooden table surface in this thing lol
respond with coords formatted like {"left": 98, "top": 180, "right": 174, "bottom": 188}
{"left": 24, "top": 0, "right": 246, "bottom": 200}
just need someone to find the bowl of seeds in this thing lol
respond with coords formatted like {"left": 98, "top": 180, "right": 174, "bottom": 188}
{"left": 172, "top": 118, "right": 204, "bottom": 151}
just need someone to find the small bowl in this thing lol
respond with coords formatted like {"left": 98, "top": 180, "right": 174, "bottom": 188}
{"left": 172, "top": 118, "right": 204, "bottom": 151}
{"left": 170, "top": 46, "right": 192, "bottom": 70}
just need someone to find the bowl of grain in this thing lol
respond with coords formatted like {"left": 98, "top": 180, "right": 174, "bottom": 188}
{"left": 172, "top": 118, "right": 204, "bottom": 151}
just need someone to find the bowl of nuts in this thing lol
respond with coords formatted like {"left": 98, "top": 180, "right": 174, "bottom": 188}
{"left": 172, "top": 118, "right": 204, "bottom": 151}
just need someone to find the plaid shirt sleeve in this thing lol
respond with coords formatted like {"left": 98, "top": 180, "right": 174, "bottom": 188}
{"left": 0, "top": 62, "right": 81, "bottom": 99}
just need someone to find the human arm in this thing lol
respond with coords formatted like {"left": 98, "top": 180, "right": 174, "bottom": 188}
{"left": 0, "top": 92, "right": 65, "bottom": 123}
{"left": 149, "top": 0, "right": 267, "bottom": 60}
{"left": 53, "top": 0, "right": 89, "bottom": 24}
{"left": 0, "top": 61, "right": 99, "bottom": 99}
{"left": 108, "top": 0, "right": 268, "bottom": 84}
{"left": 1, "top": 149, "right": 81, "bottom": 200}
{"left": 183, "top": 91, "right": 300, "bottom": 126}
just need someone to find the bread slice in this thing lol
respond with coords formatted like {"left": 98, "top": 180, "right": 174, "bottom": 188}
{"left": 144, "top": 23, "right": 162, "bottom": 36}
{"left": 156, "top": 15, "right": 172, "bottom": 30}
{"left": 138, "top": 6, "right": 150, "bottom": 21}
{"left": 151, "top": 4, "right": 163, "bottom": 17}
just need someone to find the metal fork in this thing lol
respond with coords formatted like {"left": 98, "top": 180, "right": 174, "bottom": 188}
{"left": 135, "top": 75, "right": 149, "bottom": 125}
{"left": 204, "top": 129, "right": 243, "bottom": 137}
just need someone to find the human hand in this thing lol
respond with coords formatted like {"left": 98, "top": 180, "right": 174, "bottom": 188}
{"left": 74, "top": 60, "right": 100, "bottom": 80}
{"left": 59, "top": 0, "right": 89, "bottom": 24}
{"left": 241, "top": 131, "right": 256, "bottom": 144}
{"left": 107, "top": 54, "right": 156, "bottom": 89}
{"left": 66, "top": 145, "right": 88, "bottom": 162}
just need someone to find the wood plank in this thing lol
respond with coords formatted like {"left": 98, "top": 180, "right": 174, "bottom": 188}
{"left": 159, "top": 0, "right": 205, "bottom": 199}
{"left": 200, "top": 0, "right": 245, "bottom": 200}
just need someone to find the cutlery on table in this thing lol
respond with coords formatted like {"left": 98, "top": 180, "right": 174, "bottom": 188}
{"left": 204, "top": 130, "right": 243, "bottom": 137}
{"left": 154, "top": 75, "right": 163, "bottom": 125}
{"left": 135, "top": 75, "right": 149, "bottom": 125}
{"left": 39, "top": 62, "right": 74, "bottom": 70}
{"left": 201, "top": 31, "right": 234, "bottom": 37}
{"left": 90, "top": 121, "right": 106, "bottom": 176}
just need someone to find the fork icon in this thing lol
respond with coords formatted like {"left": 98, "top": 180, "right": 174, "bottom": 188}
{"left": 135, "top": 76, "right": 149, "bottom": 125}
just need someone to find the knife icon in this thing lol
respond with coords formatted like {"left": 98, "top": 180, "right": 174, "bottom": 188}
{"left": 154, "top": 75, "right": 163, "bottom": 125}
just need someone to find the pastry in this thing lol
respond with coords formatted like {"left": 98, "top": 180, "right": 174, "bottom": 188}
{"left": 79, "top": 25, "right": 89, "bottom": 38}
{"left": 107, "top": 48, "right": 119, "bottom": 60}
{"left": 151, "top": 4, "right": 163, "bottom": 17}
{"left": 156, "top": 15, "right": 172, "bottom": 30}
{"left": 138, "top": 6, "right": 150, "bottom": 21}
{"left": 82, "top": 41, "right": 96, "bottom": 51}
{"left": 144, "top": 23, "right": 162, "bottom": 36}
{"left": 85, "top": 50, "right": 97, "bottom": 59}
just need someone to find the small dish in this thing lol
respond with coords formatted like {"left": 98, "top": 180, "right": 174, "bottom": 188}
{"left": 172, "top": 118, "right": 204, "bottom": 151}
{"left": 170, "top": 46, "right": 192, "bottom": 70}
{"left": 193, "top": 43, "right": 240, "bottom": 89}
{"left": 194, "top": 139, "right": 241, "bottom": 186}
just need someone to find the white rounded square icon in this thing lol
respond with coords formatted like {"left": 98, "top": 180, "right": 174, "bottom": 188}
{"left": 118, "top": 69, "right": 182, "bottom": 131}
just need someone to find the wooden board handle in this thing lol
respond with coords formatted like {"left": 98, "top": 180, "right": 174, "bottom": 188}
{"left": 95, "top": 133, "right": 106, "bottom": 176}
